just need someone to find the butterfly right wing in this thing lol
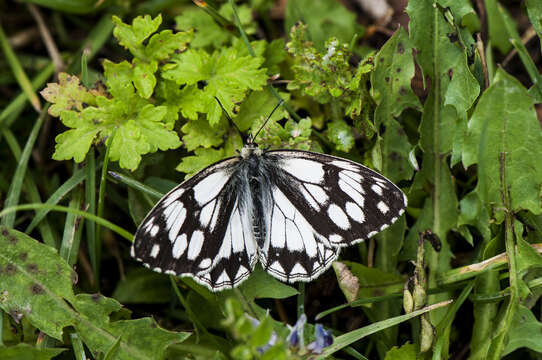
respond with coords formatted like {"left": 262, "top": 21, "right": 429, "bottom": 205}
{"left": 131, "top": 157, "right": 257, "bottom": 291}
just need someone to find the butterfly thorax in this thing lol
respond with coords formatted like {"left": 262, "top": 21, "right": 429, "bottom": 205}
{"left": 239, "top": 143, "right": 263, "bottom": 159}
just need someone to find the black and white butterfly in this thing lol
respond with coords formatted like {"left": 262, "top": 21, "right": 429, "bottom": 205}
{"left": 131, "top": 104, "right": 407, "bottom": 292}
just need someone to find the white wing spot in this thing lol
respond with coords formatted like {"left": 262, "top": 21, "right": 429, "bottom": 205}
{"left": 305, "top": 184, "right": 329, "bottom": 205}
{"left": 270, "top": 205, "right": 286, "bottom": 249}
{"left": 217, "top": 270, "right": 230, "bottom": 284}
{"left": 150, "top": 244, "right": 160, "bottom": 258}
{"left": 150, "top": 225, "right": 159, "bottom": 237}
{"left": 285, "top": 220, "right": 304, "bottom": 252}
{"left": 162, "top": 188, "right": 185, "bottom": 207}
{"left": 200, "top": 200, "right": 215, "bottom": 228}
{"left": 199, "top": 258, "right": 212, "bottom": 269}
{"left": 329, "top": 234, "right": 343, "bottom": 243}
{"left": 377, "top": 201, "right": 390, "bottom": 214}
{"left": 299, "top": 185, "right": 320, "bottom": 210}
{"left": 343, "top": 170, "right": 363, "bottom": 183}
{"left": 327, "top": 204, "right": 350, "bottom": 230}
{"left": 281, "top": 158, "right": 325, "bottom": 184}
{"left": 169, "top": 207, "right": 187, "bottom": 242}
{"left": 187, "top": 231, "right": 204, "bottom": 260}
{"left": 368, "top": 231, "right": 378, "bottom": 238}
{"left": 291, "top": 263, "right": 307, "bottom": 275}
{"left": 339, "top": 171, "right": 364, "bottom": 194}
{"left": 164, "top": 270, "right": 176, "bottom": 275}
{"left": 172, "top": 234, "right": 187, "bottom": 259}
{"left": 371, "top": 184, "right": 383, "bottom": 195}
{"left": 153, "top": 267, "right": 163, "bottom": 273}
{"left": 380, "top": 223, "right": 390, "bottom": 231}
{"left": 345, "top": 202, "right": 365, "bottom": 223}
{"left": 331, "top": 160, "right": 358, "bottom": 171}
{"left": 236, "top": 265, "right": 249, "bottom": 280}
{"left": 143, "top": 217, "right": 155, "bottom": 232}
{"left": 338, "top": 179, "right": 365, "bottom": 206}
{"left": 192, "top": 171, "right": 230, "bottom": 205}
{"left": 166, "top": 201, "right": 183, "bottom": 229}
{"left": 269, "top": 261, "right": 285, "bottom": 275}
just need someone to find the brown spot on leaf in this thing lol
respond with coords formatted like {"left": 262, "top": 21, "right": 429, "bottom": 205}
{"left": 2, "top": 229, "right": 9, "bottom": 236}
{"left": 379, "top": 57, "right": 385, "bottom": 63}
{"left": 91, "top": 293, "right": 101, "bottom": 302}
{"left": 19, "top": 253, "right": 28, "bottom": 262}
{"left": 389, "top": 152, "right": 400, "bottom": 161}
{"left": 5, "top": 264, "right": 17, "bottom": 275}
{"left": 399, "top": 87, "right": 407, "bottom": 96}
{"left": 448, "top": 69, "right": 453, "bottom": 80}
{"left": 396, "top": 68, "right": 402, "bottom": 73}
{"left": 27, "top": 263, "right": 38, "bottom": 273}
{"left": 8, "top": 236, "right": 17, "bottom": 244}
{"left": 397, "top": 42, "right": 404, "bottom": 54}
{"left": 385, "top": 76, "right": 390, "bottom": 82}
{"left": 30, "top": 284, "right": 44, "bottom": 295}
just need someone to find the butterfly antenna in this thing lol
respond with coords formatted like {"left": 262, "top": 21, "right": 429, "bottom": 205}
{"left": 214, "top": 96, "right": 242, "bottom": 137}
{"left": 253, "top": 100, "right": 284, "bottom": 142}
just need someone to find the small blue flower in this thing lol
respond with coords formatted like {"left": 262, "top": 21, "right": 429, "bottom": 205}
{"left": 246, "top": 315, "right": 277, "bottom": 354}
{"left": 287, "top": 313, "right": 307, "bottom": 349}
{"left": 307, "top": 324, "right": 333, "bottom": 354}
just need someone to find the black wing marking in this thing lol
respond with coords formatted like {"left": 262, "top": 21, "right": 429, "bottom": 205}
{"left": 265, "top": 150, "right": 407, "bottom": 247}
{"left": 131, "top": 157, "right": 257, "bottom": 291}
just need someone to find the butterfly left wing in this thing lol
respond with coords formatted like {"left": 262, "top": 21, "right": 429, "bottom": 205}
{"left": 258, "top": 149, "right": 407, "bottom": 282}
{"left": 132, "top": 157, "right": 258, "bottom": 291}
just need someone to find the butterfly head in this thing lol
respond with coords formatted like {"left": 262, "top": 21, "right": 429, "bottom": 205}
{"left": 239, "top": 140, "right": 263, "bottom": 158}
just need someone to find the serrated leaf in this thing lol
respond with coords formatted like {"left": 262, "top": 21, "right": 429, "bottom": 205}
{"left": 145, "top": 30, "right": 193, "bottom": 61}
{"left": 112, "top": 15, "right": 162, "bottom": 55}
{"left": 156, "top": 81, "right": 205, "bottom": 123}
{"left": 181, "top": 117, "right": 226, "bottom": 151}
{"left": 162, "top": 48, "right": 267, "bottom": 125}
{"left": 41, "top": 72, "right": 98, "bottom": 117}
{"left": 132, "top": 60, "right": 158, "bottom": 99}
{"left": 234, "top": 89, "right": 289, "bottom": 132}
{"left": 53, "top": 124, "right": 101, "bottom": 163}
{"left": 463, "top": 69, "right": 542, "bottom": 219}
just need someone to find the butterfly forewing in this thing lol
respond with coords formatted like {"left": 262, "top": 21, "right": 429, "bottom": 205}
{"left": 265, "top": 150, "right": 407, "bottom": 246}
{"left": 132, "top": 157, "right": 257, "bottom": 287}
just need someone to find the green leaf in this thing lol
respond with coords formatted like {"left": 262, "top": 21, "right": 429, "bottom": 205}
{"left": 340, "top": 261, "right": 403, "bottom": 301}
{"left": 263, "top": 39, "right": 287, "bottom": 75}
{"left": 156, "top": 81, "right": 205, "bottom": 123}
{"left": 384, "top": 343, "right": 416, "bottom": 360}
{"left": 181, "top": 116, "right": 226, "bottom": 151}
{"left": 234, "top": 90, "right": 289, "bottom": 132}
{"left": 0, "top": 344, "right": 65, "bottom": 360}
{"left": 237, "top": 267, "right": 298, "bottom": 300}
{"left": 162, "top": 48, "right": 267, "bottom": 125}
{"left": 0, "top": 226, "right": 77, "bottom": 340}
{"left": 40, "top": 72, "right": 98, "bottom": 116}
{"left": 250, "top": 316, "right": 273, "bottom": 349}
{"left": 463, "top": 69, "right": 542, "bottom": 218}
{"left": 503, "top": 305, "right": 542, "bottom": 355}
{"left": 112, "top": 269, "right": 172, "bottom": 304}
{"left": 73, "top": 294, "right": 190, "bottom": 360}
{"left": 132, "top": 60, "right": 157, "bottom": 99}
{"left": 112, "top": 15, "right": 162, "bottom": 55}
{"left": 145, "top": 30, "right": 193, "bottom": 61}
{"left": 176, "top": 147, "right": 226, "bottom": 175}
{"left": 526, "top": 0, "right": 542, "bottom": 46}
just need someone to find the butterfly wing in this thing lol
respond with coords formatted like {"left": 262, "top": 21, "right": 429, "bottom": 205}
{"left": 132, "top": 157, "right": 257, "bottom": 291}
{"left": 258, "top": 149, "right": 407, "bottom": 282}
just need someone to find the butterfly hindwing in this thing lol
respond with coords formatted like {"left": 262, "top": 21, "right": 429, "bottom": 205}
{"left": 132, "top": 157, "right": 257, "bottom": 288}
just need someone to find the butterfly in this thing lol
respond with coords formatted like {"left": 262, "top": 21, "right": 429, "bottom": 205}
{"left": 131, "top": 102, "right": 407, "bottom": 291}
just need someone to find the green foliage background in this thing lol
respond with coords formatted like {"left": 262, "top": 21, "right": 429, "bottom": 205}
{"left": 1, "top": 0, "right": 542, "bottom": 359}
